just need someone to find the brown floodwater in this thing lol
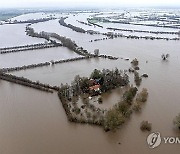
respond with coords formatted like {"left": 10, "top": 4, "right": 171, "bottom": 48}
{"left": 0, "top": 24, "right": 45, "bottom": 48}
{"left": 0, "top": 13, "right": 180, "bottom": 153}
{"left": 0, "top": 46, "right": 81, "bottom": 68}
{"left": 9, "top": 37, "right": 180, "bottom": 154}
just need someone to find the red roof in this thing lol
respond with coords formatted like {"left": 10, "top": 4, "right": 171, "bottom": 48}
{"left": 89, "top": 85, "right": 100, "bottom": 91}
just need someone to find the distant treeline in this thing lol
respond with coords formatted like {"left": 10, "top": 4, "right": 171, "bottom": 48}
{"left": 88, "top": 32, "right": 180, "bottom": 41}
{"left": 107, "top": 27, "right": 180, "bottom": 35}
{"left": 59, "top": 17, "right": 86, "bottom": 33}
{"left": 90, "top": 17, "right": 180, "bottom": 29}
{"left": 9, "top": 17, "right": 56, "bottom": 24}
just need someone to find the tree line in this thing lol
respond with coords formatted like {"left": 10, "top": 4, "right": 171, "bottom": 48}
{"left": 59, "top": 17, "right": 86, "bottom": 33}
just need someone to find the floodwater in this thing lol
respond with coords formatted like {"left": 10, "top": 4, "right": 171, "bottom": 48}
{"left": 0, "top": 24, "right": 45, "bottom": 47}
{"left": 13, "top": 58, "right": 130, "bottom": 85}
{"left": 0, "top": 12, "right": 180, "bottom": 154}
{"left": 0, "top": 46, "right": 81, "bottom": 68}
{"left": 12, "top": 37, "right": 180, "bottom": 154}
{"left": 31, "top": 19, "right": 105, "bottom": 48}
{"left": 65, "top": 13, "right": 180, "bottom": 39}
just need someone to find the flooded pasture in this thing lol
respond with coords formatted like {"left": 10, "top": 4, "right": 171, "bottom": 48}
{"left": 0, "top": 46, "right": 80, "bottom": 68}
{"left": 0, "top": 24, "right": 45, "bottom": 47}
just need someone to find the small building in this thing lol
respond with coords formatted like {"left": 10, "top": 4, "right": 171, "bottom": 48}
{"left": 89, "top": 84, "right": 100, "bottom": 92}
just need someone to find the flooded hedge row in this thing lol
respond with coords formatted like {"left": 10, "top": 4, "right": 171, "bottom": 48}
{"left": 1, "top": 55, "right": 118, "bottom": 73}
{"left": 59, "top": 17, "right": 86, "bottom": 33}
{"left": 0, "top": 43, "right": 61, "bottom": 54}
{"left": 89, "top": 33, "right": 180, "bottom": 42}
{"left": 0, "top": 43, "right": 51, "bottom": 50}
{"left": 25, "top": 26, "right": 91, "bottom": 56}
{"left": 107, "top": 27, "right": 179, "bottom": 35}
{"left": 48, "top": 32, "right": 91, "bottom": 56}
{"left": 90, "top": 17, "right": 180, "bottom": 29}
{"left": 0, "top": 73, "right": 55, "bottom": 93}
{"left": 7, "top": 17, "right": 55, "bottom": 25}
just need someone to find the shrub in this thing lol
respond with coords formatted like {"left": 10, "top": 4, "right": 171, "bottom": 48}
{"left": 136, "top": 88, "right": 148, "bottom": 102}
{"left": 173, "top": 114, "right": 180, "bottom": 130}
{"left": 98, "top": 97, "right": 103, "bottom": 104}
{"left": 74, "top": 107, "right": 81, "bottom": 115}
{"left": 133, "top": 101, "right": 142, "bottom": 112}
{"left": 103, "top": 108, "right": 125, "bottom": 131}
{"left": 123, "top": 86, "right": 138, "bottom": 104}
{"left": 91, "top": 69, "right": 103, "bottom": 79}
{"left": 134, "top": 71, "right": 142, "bottom": 86}
{"left": 131, "top": 58, "right": 139, "bottom": 67}
{"left": 117, "top": 102, "right": 132, "bottom": 118}
{"left": 140, "top": 121, "right": 152, "bottom": 131}
{"left": 86, "top": 112, "right": 91, "bottom": 118}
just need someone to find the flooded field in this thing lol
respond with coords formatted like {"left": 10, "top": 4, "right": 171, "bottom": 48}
{"left": 0, "top": 46, "right": 80, "bottom": 68}
{"left": 31, "top": 19, "right": 105, "bottom": 48}
{"left": 0, "top": 10, "right": 180, "bottom": 154}
{"left": 0, "top": 24, "right": 45, "bottom": 47}
{"left": 13, "top": 58, "right": 129, "bottom": 85}
{"left": 65, "top": 13, "right": 180, "bottom": 39}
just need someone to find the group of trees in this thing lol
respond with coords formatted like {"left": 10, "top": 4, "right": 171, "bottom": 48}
{"left": 174, "top": 114, "right": 180, "bottom": 130}
{"left": 133, "top": 88, "right": 148, "bottom": 112}
{"left": 13, "top": 17, "right": 55, "bottom": 24}
{"left": 26, "top": 26, "right": 80, "bottom": 53}
{"left": 58, "top": 68, "right": 130, "bottom": 130}
{"left": 131, "top": 58, "right": 139, "bottom": 67}
{"left": 91, "top": 68, "right": 129, "bottom": 93}
{"left": 57, "top": 67, "right": 151, "bottom": 132}
{"left": 49, "top": 32, "right": 78, "bottom": 51}
{"left": 26, "top": 26, "right": 50, "bottom": 40}
{"left": 59, "top": 68, "right": 129, "bottom": 100}
{"left": 130, "top": 58, "right": 142, "bottom": 87}
{"left": 59, "top": 17, "right": 86, "bottom": 33}
{"left": 134, "top": 71, "right": 142, "bottom": 87}
{"left": 123, "top": 87, "right": 138, "bottom": 104}
{"left": 104, "top": 87, "right": 149, "bottom": 131}
{"left": 103, "top": 86, "right": 138, "bottom": 131}
{"left": 140, "top": 121, "right": 152, "bottom": 131}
